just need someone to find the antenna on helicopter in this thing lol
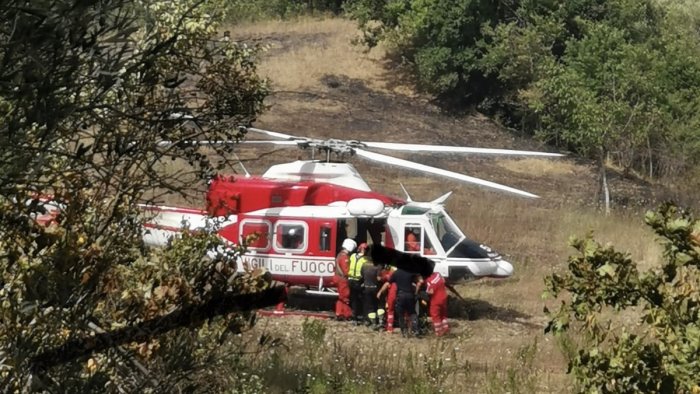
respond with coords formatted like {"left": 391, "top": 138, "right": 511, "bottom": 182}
{"left": 399, "top": 183, "right": 413, "bottom": 202}
{"left": 431, "top": 191, "right": 452, "bottom": 205}
{"left": 232, "top": 151, "right": 250, "bottom": 177}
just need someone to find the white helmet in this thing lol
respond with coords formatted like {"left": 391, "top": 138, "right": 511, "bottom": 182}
{"left": 342, "top": 238, "right": 357, "bottom": 252}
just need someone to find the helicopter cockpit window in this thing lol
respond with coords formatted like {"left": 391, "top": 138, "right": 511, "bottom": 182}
{"left": 404, "top": 225, "right": 436, "bottom": 255}
{"left": 429, "top": 211, "right": 464, "bottom": 252}
{"left": 401, "top": 206, "right": 429, "bottom": 216}
{"left": 274, "top": 221, "right": 307, "bottom": 253}
{"left": 240, "top": 220, "right": 271, "bottom": 251}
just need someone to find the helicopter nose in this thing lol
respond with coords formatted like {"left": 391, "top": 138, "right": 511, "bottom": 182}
{"left": 493, "top": 259, "right": 514, "bottom": 277}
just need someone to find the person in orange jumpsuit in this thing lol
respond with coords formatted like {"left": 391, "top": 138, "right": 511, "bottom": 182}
{"left": 425, "top": 271, "right": 449, "bottom": 336}
{"left": 334, "top": 238, "right": 356, "bottom": 320}
{"left": 378, "top": 267, "right": 398, "bottom": 332}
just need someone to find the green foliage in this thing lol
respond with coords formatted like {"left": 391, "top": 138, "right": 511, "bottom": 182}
{"left": 348, "top": 0, "right": 509, "bottom": 100}
{"left": 544, "top": 203, "right": 700, "bottom": 392}
{"left": 0, "top": 0, "right": 270, "bottom": 390}
{"left": 348, "top": 0, "right": 700, "bottom": 182}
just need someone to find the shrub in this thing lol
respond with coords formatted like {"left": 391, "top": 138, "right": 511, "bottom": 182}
{"left": 544, "top": 203, "right": 700, "bottom": 392}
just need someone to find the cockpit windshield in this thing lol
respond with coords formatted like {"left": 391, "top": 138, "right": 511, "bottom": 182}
{"left": 429, "top": 209, "right": 464, "bottom": 252}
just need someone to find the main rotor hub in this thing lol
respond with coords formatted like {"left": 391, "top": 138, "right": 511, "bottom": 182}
{"left": 289, "top": 138, "right": 367, "bottom": 159}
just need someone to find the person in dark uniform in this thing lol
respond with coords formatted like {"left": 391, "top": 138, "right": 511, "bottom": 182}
{"left": 378, "top": 267, "right": 420, "bottom": 337}
{"left": 360, "top": 252, "right": 381, "bottom": 329}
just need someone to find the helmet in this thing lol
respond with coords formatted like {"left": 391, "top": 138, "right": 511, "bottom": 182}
{"left": 357, "top": 243, "right": 368, "bottom": 252}
{"left": 342, "top": 238, "right": 357, "bottom": 252}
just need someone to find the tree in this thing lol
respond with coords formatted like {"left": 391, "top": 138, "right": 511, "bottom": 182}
{"left": 0, "top": 0, "right": 274, "bottom": 391}
{"left": 347, "top": 0, "right": 512, "bottom": 103}
{"left": 480, "top": 0, "right": 700, "bottom": 211}
{"left": 349, "top": 0, "right": 700, "bottom": 205}
{"left": 544, "top": 203, "right": 700, "bottom": 392}
{"left": 524, "top": 21, "right": 666, "bottom": 214}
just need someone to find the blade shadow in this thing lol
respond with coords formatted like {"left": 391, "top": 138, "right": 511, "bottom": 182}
{"left": 447, "top": 295, "right": 542, "bottom": 329}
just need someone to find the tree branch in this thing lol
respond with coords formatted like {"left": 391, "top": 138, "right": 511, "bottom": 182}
{"left": 31, "top": 286, "right": 285, "bottom": 371}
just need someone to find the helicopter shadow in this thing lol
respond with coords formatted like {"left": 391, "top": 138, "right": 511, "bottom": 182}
{"left": 284, "top": 288, "right": 337, "bottom": 312}
{"left": 275, "top": 290, "right": 542, "bottom": 330}
{"left": 447, "top": 295, "right": 541, "bottom": 329}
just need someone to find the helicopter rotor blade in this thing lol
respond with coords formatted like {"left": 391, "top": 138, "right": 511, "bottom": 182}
{"left": 242, "top": 127, "right": 563, "bottom": 157}
{"left": 354, "top": 148, "right": 539, "bottom": 198}
{"left": 239, "top": 140, "right": 301, "bottom": 146}
{"left": 156, "top": 140, "right": 300, "bottom": 147}
{"left": 362, "top": 141, "right": 563, "bottom": 157}
{"left": 245, "top": 127, "right": 300, "bottom": 140}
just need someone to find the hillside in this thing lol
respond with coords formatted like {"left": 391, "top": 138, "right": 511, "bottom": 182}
{"left": 224, "top": 17, "right": 669, "bottom": 392}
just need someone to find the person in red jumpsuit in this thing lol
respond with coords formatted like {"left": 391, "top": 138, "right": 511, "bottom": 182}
{"left": 334, "top": 238, "right": 356, "bottom": 320}
{"left": 425, "top": 271, "right": 449, "bottom": 336}
{"left": 378, "top": 267, "right": 398, "bottom": 333}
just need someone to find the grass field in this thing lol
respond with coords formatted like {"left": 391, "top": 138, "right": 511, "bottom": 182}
{"left": 212, "top": 16, "right": 666, "bottom": 393}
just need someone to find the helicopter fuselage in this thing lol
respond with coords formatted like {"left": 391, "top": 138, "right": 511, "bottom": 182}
{"left": 142, "top": 163, "right": 513, "bottom": 286}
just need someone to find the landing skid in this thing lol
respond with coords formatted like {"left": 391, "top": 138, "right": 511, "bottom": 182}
{"left": 305, "top": 277, "right": 338, "bottom": 297}
{"left": 261, "top": 278, "right": 338, "bottom": 318}
{"left": 257, "top": 309, "right": 334, "bottom": 319}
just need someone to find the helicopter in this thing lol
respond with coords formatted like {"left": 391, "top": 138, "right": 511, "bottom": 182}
{"left": 141, "top": 127, "right": 563, "bottom": 295}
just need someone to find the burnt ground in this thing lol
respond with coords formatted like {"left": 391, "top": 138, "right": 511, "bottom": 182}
{"left": 213, "top": 18, "right": 685, "bottom": 392}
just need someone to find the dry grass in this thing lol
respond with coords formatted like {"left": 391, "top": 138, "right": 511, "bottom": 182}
{"left": 243, "top": 315, "right": 550, "bottom": 393}
{"left": 227, "top": 18, "right": 415, "bottom": 95}
{"left": 498, "top": 158, "right": 579, "bottom": 177}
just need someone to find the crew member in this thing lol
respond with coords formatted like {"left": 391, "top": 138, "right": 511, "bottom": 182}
{"left": 334, "top": 238, "right": 356, "bottom": 320}
{"left": 378, "top": 266, "right": 398, "bottom": 333}
{"left": 379, "top": 267, "right": 419, "bottom": 337}
{"left": 360, "top": 250, "right": 381, "bottom": 328}
{"left": 348, "top": 242, "right": 368, "bottom": 323}
{"left": 405, "top": 230, "right": 420, "bottom": 252}
{"left": 287, "top": 228, "right": 303, "bottom": 249}
{"left": 426, "top": 271, "right": 449, "bottom": 336}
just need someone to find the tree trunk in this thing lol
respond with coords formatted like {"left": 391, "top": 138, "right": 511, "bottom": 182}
{"left": 602, "top": 165, "right": 610, "bottom": 216}
{"left": 598, "top": 151, "right": 611, "bottom": 216}
{"left": 647, "top": 136, "right": 653, "bottom": 179}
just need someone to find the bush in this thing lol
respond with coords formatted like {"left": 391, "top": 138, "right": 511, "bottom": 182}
{"left": 544, "top": 203, "right": 700, "bottom": 392}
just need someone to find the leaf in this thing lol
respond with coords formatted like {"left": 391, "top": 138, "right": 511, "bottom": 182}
{"left": 597, "top": 263, "right": 616, "bottom": 278}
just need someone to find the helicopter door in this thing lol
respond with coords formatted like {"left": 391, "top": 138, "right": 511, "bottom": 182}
{"left": 336, "top": 218, "right": 387, "bottom": 252}
{"left": 403, "top": 224, "right": 436, "bottom": 255}
{"left": 318, "top": 223, "right": 334, "bottom": 255}
{"left": 336, "top": 218, "right": 357, "bottom": 252}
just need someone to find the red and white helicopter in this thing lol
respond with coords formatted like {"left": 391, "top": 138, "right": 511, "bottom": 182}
{"left": 141, "top": 127, "right": 562, "bottom": 295}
